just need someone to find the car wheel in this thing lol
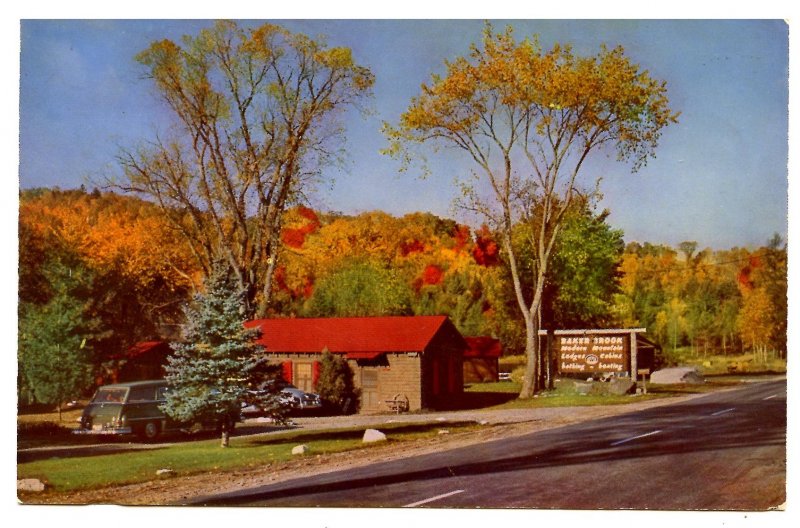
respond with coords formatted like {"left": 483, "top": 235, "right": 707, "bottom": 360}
{"left": 141, "top": 421, "right": 160, "bottom": 440}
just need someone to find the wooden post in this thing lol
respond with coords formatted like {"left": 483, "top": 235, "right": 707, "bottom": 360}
{"left": 630, "top": 331, "right": 638, "bottom": 383}
{"left": 546, "top": 330, "right": 554, "bottom": 390}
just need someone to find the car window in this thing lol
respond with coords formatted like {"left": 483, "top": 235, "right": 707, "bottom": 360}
{"left": 128, "top": 385, "right": 160, "bottom": 402}
{"left": 92, "top": 388, "right": 127, "bottom": 403}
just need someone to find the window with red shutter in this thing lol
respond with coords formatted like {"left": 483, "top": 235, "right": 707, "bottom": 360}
{"left": 282, "top": 361, "right": 293, "bottom": 384}
{"left": 312, "top": 361, "right": 321, "bottom": 390}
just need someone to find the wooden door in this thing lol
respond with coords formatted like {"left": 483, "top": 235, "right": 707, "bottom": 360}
{"left": 360, "top": 369, "right": 379, "bottom": 411}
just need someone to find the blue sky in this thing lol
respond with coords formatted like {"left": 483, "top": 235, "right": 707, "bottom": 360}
{"left": 17, "top": 18, "right": 790, "bottom": 250}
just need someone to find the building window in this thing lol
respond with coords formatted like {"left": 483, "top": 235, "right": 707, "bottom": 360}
{"left": 295, "top": 362, "right": 314, "bottom": 393}
{"left": 362, "top": 369, "right": 378, "bottom": 388}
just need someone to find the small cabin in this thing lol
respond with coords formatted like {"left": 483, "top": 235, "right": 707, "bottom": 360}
{"left": 246, "top": 316, "right": 467, "bottom": 413}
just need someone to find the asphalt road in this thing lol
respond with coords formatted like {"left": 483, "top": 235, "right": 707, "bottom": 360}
{"left": 190, "top": 379, "right": 786, "bottom": 510}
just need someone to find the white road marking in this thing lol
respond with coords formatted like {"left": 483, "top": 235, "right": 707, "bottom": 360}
{"left": 403, "top": 489, "right": 465, "bottom": 508}
{"left": 610, "top": 430, "right": 661, "bottom": 446}
{"left": 711, "top": 407, "right": 736, "bottom": 416}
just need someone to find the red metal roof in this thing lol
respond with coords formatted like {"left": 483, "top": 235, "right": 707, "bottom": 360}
{"left": 463, "top": 336, "right": 502, "bottom": 358}
{"left": 246, "top": 316, "right": 458, "bottom": 355}
{"left": 111, "top": 341, "right": 171, "bottom": 360}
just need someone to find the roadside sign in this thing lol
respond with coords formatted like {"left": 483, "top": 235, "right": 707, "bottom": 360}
{"left": 556, "top": 333, "right": 630, "bottom": 374}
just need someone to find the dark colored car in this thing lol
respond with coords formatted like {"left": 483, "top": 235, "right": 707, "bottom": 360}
{"left": 241, "top": 382, "right": 322, "bottom": 417}
{"left": 74, "top": 380, "right": 238, "bottom": 440}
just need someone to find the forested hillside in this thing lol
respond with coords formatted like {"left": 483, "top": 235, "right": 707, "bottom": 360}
{"left": 18, "top": 188, "right": 787, "bottom": 404}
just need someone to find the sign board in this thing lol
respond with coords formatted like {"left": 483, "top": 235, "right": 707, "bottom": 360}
{"left": 557, "top": 334, "right": 630, "bottom": 374}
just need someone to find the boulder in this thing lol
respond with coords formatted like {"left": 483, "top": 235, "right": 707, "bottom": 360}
{"left": 291, "top": 444, "right": 310, "bottom": 455}
{"left": 650, "top": 367, "right": 705, "bottom": 384}
{"left": 17, "top": 479, "right": 46, "bottom": 492}
{"left": 156, "top": 468, "right": 175, "bottom": 477}
{"left": 606, "top": 378, "right": 636, "bottom": 395}
{"left": 362, "top": 429, "right": 387, "bottom": 443}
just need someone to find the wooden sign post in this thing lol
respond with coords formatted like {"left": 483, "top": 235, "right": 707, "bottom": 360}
{"left": 540, "top": 328, "right": 650, "bottom": 381}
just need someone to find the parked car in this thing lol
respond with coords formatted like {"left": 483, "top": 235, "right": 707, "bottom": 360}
{"left": 241, "top": 382, "right": 322, "bottom": 417}
{"left": 74, "top": 380, "right": 239, "bottom": 440}
{"left": 281, "top": 384, "right": 322, "bottom": 410}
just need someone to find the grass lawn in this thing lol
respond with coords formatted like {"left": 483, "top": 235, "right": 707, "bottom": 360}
{"left": 462, "top": 381, "right": 661, "bottom": 408}
{"left": 18, "top": 421, "right": 480, "bottom": 493}
{"left": 462, "top": 376, "right": 746, "bottom": 410}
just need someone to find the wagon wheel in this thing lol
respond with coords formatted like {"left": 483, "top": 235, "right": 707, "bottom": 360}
{"left": 392, "top": 393, "right": 409, "bottom": 413}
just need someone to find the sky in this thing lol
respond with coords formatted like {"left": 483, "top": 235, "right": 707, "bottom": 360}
{"left": 16, "top": 18, "right": 790, "bottom": 250}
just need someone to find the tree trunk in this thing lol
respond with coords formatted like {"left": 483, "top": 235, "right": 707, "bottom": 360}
{"left": 546, "top": 330, "right": 554, "bottom": 390}
{"left": 220, "top": 417, "right": 232, "bottom": 448}
{"left": 519, "top": 316, "right": 539, "bottom": 398}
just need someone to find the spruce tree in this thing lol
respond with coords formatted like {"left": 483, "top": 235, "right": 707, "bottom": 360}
{"left": 163, "top": 262, "right": 282, "bottom": 447}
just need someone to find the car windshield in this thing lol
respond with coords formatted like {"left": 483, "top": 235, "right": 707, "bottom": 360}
{"left": 91, "top": 388, "right": 127, "bottom": 403}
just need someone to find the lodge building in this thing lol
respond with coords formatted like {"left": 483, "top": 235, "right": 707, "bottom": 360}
{"left": 246, "top": 315, "right": 467, "bottom": 413}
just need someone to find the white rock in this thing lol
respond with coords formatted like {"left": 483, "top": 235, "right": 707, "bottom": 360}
{"left": 362, "top": 429, "right": 387, "bottom": 443}
{"left": 438, "top": 429, "right": 450, "bottom": 435}
{"left": 291, "top": 444, "right": 310, "bottom": 455}
{"left": 17, "top": 479, "right": 46, "bottom": 492}
{"left": 436, "top": 417, "right": 447, "bottom": 422}
{"left": 477, "top": 420, "right": 489, "bottom": 426}
{"left": 156, "top": 468, "right": 174, "bottom": 476}
{"left": 650, "top": 367, "right": 705, "bottom": 384}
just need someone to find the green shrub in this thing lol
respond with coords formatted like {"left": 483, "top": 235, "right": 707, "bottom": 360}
{"left": 510, "top": 366, "right": 527, "bottom": 384}
{"left": 316, "top": 351, "right": 359, "bottom": 414}
{"left": 18, "top": 421, "right": 71, "bottom": 438}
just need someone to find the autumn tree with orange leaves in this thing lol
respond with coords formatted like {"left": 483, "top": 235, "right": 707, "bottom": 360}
{"left": 116, "top": 21, "right": 374, "bottom": 317}
{"left": 385, "top": 25, "right": 678, "bottom": 397}
{"left": 19, "top": 189, "right": 199, "bottom": 357}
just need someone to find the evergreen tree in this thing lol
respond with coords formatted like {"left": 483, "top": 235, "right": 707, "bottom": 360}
{"left": 163, "top": 263, "right": 282, "bottom": 447}
{"left": 18, "top": 260, "right": 96, "bottom": 419}
{"left": 316, "top": 350, "right": 358, "bottom": 414}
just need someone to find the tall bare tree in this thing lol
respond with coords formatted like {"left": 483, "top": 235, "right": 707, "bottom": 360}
{"left": 116, "top": 21, "right": 374, "bottom": 317}
{"left": 384, "top": 25, "right": 678, "bottom": 397}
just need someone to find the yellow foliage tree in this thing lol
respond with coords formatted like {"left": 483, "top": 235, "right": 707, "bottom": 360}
{"left": 116, "top": 21, "right": 374, "bottom": 317}
{"left": 385, "top": 24, "right": 678, "bottom": 397}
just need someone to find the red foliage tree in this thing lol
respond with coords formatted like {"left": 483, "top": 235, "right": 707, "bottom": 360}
{"left": 472, "top": 226, "right": 500, "bottom": 266}
{"left": 400, "top": 239, "right": 426, "bottom": 256}
{"left": 422, "top": 264, "right": 444, "bottom": 286}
